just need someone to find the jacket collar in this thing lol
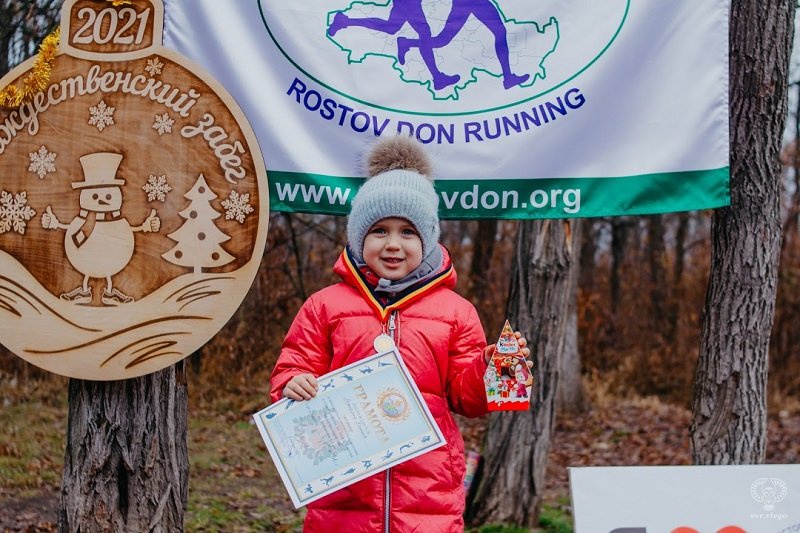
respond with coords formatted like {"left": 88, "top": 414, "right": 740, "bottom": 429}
{"left": 334, "top": 244, "right": 457, "bottom": 322}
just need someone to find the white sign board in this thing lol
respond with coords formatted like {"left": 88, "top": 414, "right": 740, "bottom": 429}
{"left": 162, "top": 0, "right": 730, "bottom": 219}
{"left": 570, "top": 465, "right": 800, "bottom": 533}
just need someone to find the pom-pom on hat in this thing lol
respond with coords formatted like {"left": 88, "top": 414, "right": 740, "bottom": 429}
{"left": 347, "top": 136, "right": 440, "bottom": 260}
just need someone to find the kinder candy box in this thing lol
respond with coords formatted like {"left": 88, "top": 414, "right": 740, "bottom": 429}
{"left": 484, "top": 320, "right": 533, "bottom": 411}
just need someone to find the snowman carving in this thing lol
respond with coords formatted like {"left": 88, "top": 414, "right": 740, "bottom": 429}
{"left": 41, "top": 152, "right": 160, "bottom": 306}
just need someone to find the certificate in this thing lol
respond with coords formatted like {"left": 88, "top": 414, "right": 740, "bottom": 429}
{"left": 253, "top": 347, "right": 446, "bottom": 508}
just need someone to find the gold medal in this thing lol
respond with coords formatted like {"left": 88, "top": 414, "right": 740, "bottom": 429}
{"left": 373, "top": 334, "right": 395, "bottom": 353}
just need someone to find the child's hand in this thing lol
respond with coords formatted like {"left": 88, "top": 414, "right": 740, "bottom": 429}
{"left": 483, "top": 331, "right": 532, "bottom": 365}
{"left": 283, "top": 373, "right": 318, "bottom": 400}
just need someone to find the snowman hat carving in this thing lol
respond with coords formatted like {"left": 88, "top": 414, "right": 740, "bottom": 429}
{"left": 73, "top": 152, "right": 125, "bottom": 189}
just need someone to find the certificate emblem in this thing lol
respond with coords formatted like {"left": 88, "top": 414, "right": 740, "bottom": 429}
{"left": 378, "top": 388, "right": 410, "bottom": 422}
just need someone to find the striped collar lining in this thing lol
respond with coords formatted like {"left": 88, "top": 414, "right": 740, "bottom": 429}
{"left": 341, "top": 247, "right": 454, "bottom": 321}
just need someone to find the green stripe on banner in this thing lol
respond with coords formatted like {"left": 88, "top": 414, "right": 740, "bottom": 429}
{"left": 269, "top": 167, "right": 730, "bottom": 219}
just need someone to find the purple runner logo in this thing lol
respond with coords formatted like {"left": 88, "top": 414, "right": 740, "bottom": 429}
{"left": 258, "top": 0, "right": 629, "bottom": 116}
{"left": 327, "top": 0, "right": 533, "bottom": 94}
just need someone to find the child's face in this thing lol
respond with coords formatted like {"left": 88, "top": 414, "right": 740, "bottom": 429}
{"left": 362, "top": 217, "right": 423, "bottom": 281}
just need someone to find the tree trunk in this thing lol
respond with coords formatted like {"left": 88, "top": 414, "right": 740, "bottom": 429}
{"left": 558, "top": 219, "right": 585, "bottom": 413}
{"left": 647, "top": 214, "right": 668, "bottom": 339}
{"left": 670, "top": 211, "right": 690, "bottom": 342}
{"left": 0, "top": 1, "right": 12, "bottom": 77}
{"left": 59, "top": 362, "right": 189, "bottom": 532}
{"left": 609, "top": 218, "right": 631, "bottom": 319}
{"left": 690, "top": 2, "right": 794, "bottom": 464}
{"left": 578, "top": 220, "right": 597, "bottom": 293}
{"left": 465, "top": 219, "right": 576, "bottom": 527}
{"left": 468, "top": 219, "right": 498, "bottom": 306}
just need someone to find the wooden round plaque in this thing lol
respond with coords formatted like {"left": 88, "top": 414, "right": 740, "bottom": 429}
{"left": 0, "top": 0, "right": 269, "bottom": 380}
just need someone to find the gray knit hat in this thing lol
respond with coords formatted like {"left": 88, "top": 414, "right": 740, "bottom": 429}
{"left": 347, "top": 137, "right": 440, "bottom": 260}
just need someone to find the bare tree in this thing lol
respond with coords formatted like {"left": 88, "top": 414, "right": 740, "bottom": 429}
{"left": 465, "top": 219, "right": 577, "bottom": 526}
{"left": 0, "top": 0, "right": 61, "bottom": 75}
{"left": 647, "top": 214, "right": 669, "bottom": 338}
{"left": 609, "top": 217, "right": 633, "bottom": 320}
{"left": 690, "top": 1, "right": 795, "bottom": 464}
{"left": 559, "top": 219, "right": 585, "bottom": 413}
{"left": 468, "top": 219, "right": 499, "bottom": 306}
{"left": 670, "top": 211, "right": 691, "bottom": 342}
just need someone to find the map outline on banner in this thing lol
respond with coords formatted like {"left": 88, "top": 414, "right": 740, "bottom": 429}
{"left": 257, "top": 0, "right": 630, "bottom": 117}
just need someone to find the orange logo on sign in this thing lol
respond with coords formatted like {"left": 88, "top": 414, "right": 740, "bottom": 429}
{"left": 672, "top": 526, "right": 747, "bottom": 533}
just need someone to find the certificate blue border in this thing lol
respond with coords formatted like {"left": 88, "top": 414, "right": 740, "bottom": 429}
{"left": 254, "top": 348, "right": 446, "bottom": 507}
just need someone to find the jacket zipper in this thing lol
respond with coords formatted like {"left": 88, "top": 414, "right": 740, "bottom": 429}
{"left": 388, "top": 312, "right": 396, "bottom": 341}
{"left": 384, "top": 468, "right": 391, "bottom": 533}
{"left": 384, "top": 310, "right": 397, "bottom": 533}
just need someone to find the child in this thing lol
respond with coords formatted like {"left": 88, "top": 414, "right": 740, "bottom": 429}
{"left": 269, "top": 136, "right": 529, "bottom": 533}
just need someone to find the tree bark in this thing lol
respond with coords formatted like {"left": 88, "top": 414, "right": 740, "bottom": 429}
{"left": 465, "top": 219, "right": 576, "bottom": 527}
{"left": 690, "top": 1, "right": 794, "bottom": 464}
{"left": 59, "top": 362, "right": 189, "bottom": 532}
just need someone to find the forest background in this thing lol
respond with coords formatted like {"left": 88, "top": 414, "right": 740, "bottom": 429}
{"left": 1, "top": 1, "right": 800, "bottom": 532}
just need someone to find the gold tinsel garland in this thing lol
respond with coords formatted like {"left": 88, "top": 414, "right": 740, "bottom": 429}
{"left": 0, "top": 28, "right": 60, "bottom": 108}
{"left": 0, "top": 0, "right": 134, "bottom": 108}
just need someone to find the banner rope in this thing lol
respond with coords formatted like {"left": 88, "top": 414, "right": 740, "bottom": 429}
{"left": 0, "top": 0, "right": 133, "bottom": 108}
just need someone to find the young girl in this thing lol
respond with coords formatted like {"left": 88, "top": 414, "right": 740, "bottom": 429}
{"left": 269, "top": 136, "right": 528, "bottom": 532}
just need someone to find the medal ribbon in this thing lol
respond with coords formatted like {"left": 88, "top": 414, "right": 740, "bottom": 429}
{"left": 340, "top": 248, "right": 454, "bottom": 322}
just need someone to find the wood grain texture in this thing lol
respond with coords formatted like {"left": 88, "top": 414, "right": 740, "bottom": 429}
{"left": 60, "top": 0, "right": 164, "bottom": 60}
{"left": 0, "top": 0, "right": 269, "bottom": 380}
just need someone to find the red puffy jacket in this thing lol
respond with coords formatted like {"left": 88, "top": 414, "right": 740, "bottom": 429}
{"left": 270, "top": 246, "right": 489, "bottom": 532}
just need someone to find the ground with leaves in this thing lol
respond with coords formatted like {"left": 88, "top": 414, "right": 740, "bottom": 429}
{"left": 1, "top": 379, "right": 798, "bottom": 532}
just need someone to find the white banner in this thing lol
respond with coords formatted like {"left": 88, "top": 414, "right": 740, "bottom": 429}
{"left": 570, "top": 465, "right": 800, "bottom": 533}
{"left": 162, "top": 0, "right": 730, "bottom": 219}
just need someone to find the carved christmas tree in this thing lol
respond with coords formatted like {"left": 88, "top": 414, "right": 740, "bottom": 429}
{"left": 484, "top": 320, "right": 533, "bottom": 411}
{"left": 162, "top": 174, "right": 234, "bottom": 274}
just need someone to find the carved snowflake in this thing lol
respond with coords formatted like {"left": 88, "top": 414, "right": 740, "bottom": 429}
{"left": 152, "top": 113, "right": 175, "bottom": 136}
{"left": 145, "top": 57, "right": 164, "bottom": 77}
{"left": 221, "top": 190, "right": 254, "bottom": 224}
{"left": 0, "top": 190, "right": 36, "bottom": 235}
{"left": 28, "top": 145, "right": 57, "bottom": 179}
{"left": 142, "top": 174, "right": 172, "bottom": 202}
{"left": 88, "top": 99, "right": 115, "bottom": 132}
